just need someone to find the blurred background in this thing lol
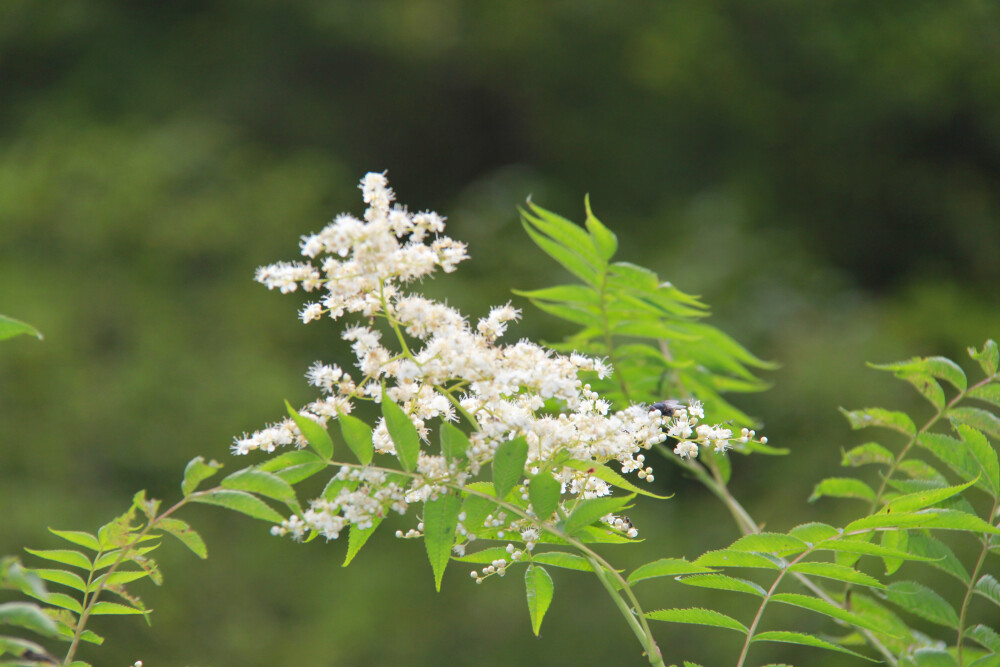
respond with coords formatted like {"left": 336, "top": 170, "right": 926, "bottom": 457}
{"left": 2, "top": 2, "right": 1000, "bottom": 665}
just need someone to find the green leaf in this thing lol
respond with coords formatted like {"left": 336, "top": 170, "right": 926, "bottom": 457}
{"left": 439, "top": 422, "right": 469, "bottom": 462}
{"left": 905, "top": 531, "right": 969, "bottom": 583}
{"left": 751, "top": 631, "right": 876, "bottom": 660}
{"left": 286, "top": 401, "right": 333, "bottom": 460}
{"left": 881, "top": 478, "right": 977, "bottom": 514}
{"left": 382, "top": 393, "right": 421, "bottom": 471}
{"left": 530, "top": 551, "right": 593, "bottom": 572}
{"left": 96, "top": 570, "right": 150, "bottom": 589}
{"left": 424, "top": 493, "right": 461, "bottom": 591}
{"left": 524, "top": 565, "right": 554, "bottom": 636}
{"left": 26, "top": 589, "right": 81, "bottom": 613}
{"left": 676, "top": 574, "right": 765, "bottom": 597}
{"left": 0, "top": 602, "right": 60, "bottom": 637}
{"left": 511, "top": 284, "right": 601, "bottom": 307}
{"left": 90, "top": 601, "right": 147, "bottom": 616}
{"left": 771, "top": 592, "right": 885, "bottom": 632}
{"left": 969, "top": 655, "right": 1000, "bottom": 667}
{"left": 0, "top": 635, "right": 58, "bottom": 661}
{"left": 562, "top": 494, "right": 634, "bottom": 536}
{"left": 254, "top": 450, "right": 326, "bottom": 484}
{"left": 840, "top": 407, "right": 916, "bottom": 435}
{"left": 969, "top": 383, "right": 1000, "bottom": 410}
{"left": 492, "top": 437, "right": 528, "bottom": 501}
{"left": 917, "top": 432, "right": 990, "bottom": 492}
{"left": 788, "top": 522, "right": 841, "bottom": 543}
{"left": 562, "top": 460, "right": 671, "bottom": 499}
{"left": 957, "top": 425, "right": 1000, "bottom": 496}
{"left": 155, "top": 518, "right": 207, "bottom": 559}
{"left": 528, "top": 472, "right": 560, "bottom": 520}
{"left": 787, "top": 561, "right": 885, "bottom": 588}
{"left": 222, "top": 468, "right": 298, "bottom": 506}
{"left": 343, "top": 519, "right": 382, "bottom": 567}
{"left": 47, "top": 529, "right": 100, "bottom": 552}
{"left": 453, "top": 547, "right": 508, "bottom": 564}
{"left": 520, "top": 211, "right": 600, "bottom": 287}
{"left": 818, "top": 539, "right": 935, "bottom": 562}
{"left": 646, "top": 608, "right": 747, "bottom": 634}
{"left": 841, "top": 442, "right": 895, "bottom": 467}
{"left": 693, "top": 550, "right": 781, "bottom": 570}
{"left": 23, "top": 548, "right": 91, "bottom": 571}
{"left": 966, "top": 624, "right": 1000, "bottom": 653}
{"left": 912, "top": 647, "right": 959, "bottom": 667}
{"left": 0, "top": 314, "right": 42, "bottom": 341}
{"left": 870, "top": 356, "right": 967, "bottom": 392}
{"left": 190, "top": 489, "right": 285, "bottom": 523}
{"left": 181, "top": 456, "right": 223, "bottom": 497}
{"left": 809, "top": 477, "right": 876, "bottom": 503}
{"left": 975, "top": 574, "right": 1000, "bottom": 609}
{"left": 897, "top": 372, "right": 947, "bottom": 410}
{"left": 31, "top": 568, "right": 87, "bottom": 592}
{"left": 845, "top": 508, "right": 1000, "bottom": 535}
{"left": 628, "top": 558, "right": 717, "bottom": 585}
{"left": 969, "top": 340, "right": 999, "bottom": 377}
{"left": 338, "top": 411, "right": 374, "bottom": 465}
{"left": 887, "top": 581, "right": 959, "bottom": 628}
{"left": 727, "top": 532, "right": 808, "bottom": 557}
{"left": 880, "top": 528, "right": 906, "bottom": 576}
{"left": 949, "top": 407, "right": 1000, "bottom": 440}
{"left": 583, "top": 197, "right": 618, "bottom": 261}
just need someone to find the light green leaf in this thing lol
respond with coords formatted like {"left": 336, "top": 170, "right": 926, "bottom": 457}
{"left": 510, "top": 284, "right": 601, "bottom": 307}
{"left": 912, "top": 647, "right": 959, "bottom": 667}
{"left": 155, "top": 518, "right": 207, "bottom": 559}
{"left": 771, "top": 592, "right": 886, "bottom": 632}
{"left": 286, "top": 401, "right": 333, "bottom": 460}
{"left": 382, "top": 393, "right": 421, "bottom": 471}
{"left": 343, "top": 519, "right": 382, "bottom": 567}
{"left": 840, "top": 407, "right": 916, "bottom": 435}
{"left": 338, "top": 411, "right": 374, "bottom": 465}
{"left": 966, "top": 624, "right": 1000, "bottom": 653}
{"left": 880, "top": 528, "right": 906, "bottom": 576}
{"left": 424, "top": 493, "right": 461, "bottom": 591}
{"left": 676, "top": 574, "right": 765, "bottom": 597}
{"left": 969, "top": 383, "right": 1000, "bottom": 410}
{"left": 439, "top": 422, "right": 469, "bottom": 462}
{"left": 95, "top": 570, "right": 150, "bottom": 589}
{"left": 27, "top": 590, "right": 82, "bottom": 613}
{"left": 870, "top": 356, "right": 967, "bottom": 392}
{"left": 492, "top": 437, "right": 529, "bottom": 501}
{"left": 31, "top": 568, "right": 87, "bottom": 592}
{"left": 522, "top": 203, "right": 603, "bottom": 264}
{"left": 0, "top": 314, "right": 43, "bottom": 341}
{"left": 751, "top": 631, "right": 876, "bottom": 660}
{"left": 957, "top": 425, "right": 1000, "bottom": 496}
{"left": 0, "top": 635, "right": 57, "bottom": 661}
{"left": 562, "top": 494, "right": 634, "bottom": 537}
{"left": 881, "top": 478, "right": 976, "bottom": 514}
{"left": 254, "top": 450, "right": 326, "bottom": 485}
{"left": 222, "top": 468, "right": 297, "bottom": 506}
{"left": 727, "top": 532, "right": 808, "bottom": 557}
{"left": 525, "top": 565, "right": 554, "bottom": 636}
{"left": 905, "top": 531, "right": 969, "bottom": 583}
{"left": 809, "top": 477, "right": 876, "bottom": 503}
{"left": 693, "top": 549, "right": 781, "bottom": 570}
{"left": 0, "top": 602, "right": 60, "bottom": 637}
{"left": 191, "top": 489, "right": 285, "bottom": 523}
{"left": 887, "top": 580, "right": 959, "bottom": 628}
{"left": 949, "top": 407, "right": 1000, "bottom": 440}
{"left": 583, "top": 197, "right": 618, "bottom": 261}
{"left": 24, "top": 548, "right": 91, "bottom": 571}
{"left": 628, "top": 558, "right": 717, "bottom": 585}
{"left": 787, "top": 561, "right": 884, "bottom": 588}
{"left": 47, "top": 529, "right": 100, "bottom": 552}
{"left": 90, "top": 601, "right": 147, "bottom": 616}
{"left": 182, "top": 456, "right": 223, "bottom": 497}
{"left": 528, "top": 472, "right": 560, "bottom": 520}
{"left": 845, "top": 508, "right": 1000, "bottom": 535}
{"left": 453, "top": 547, "right": 508, "bottom": 564}
{"left": 563, "top": 460, "right": 671, "bottom": 499}
{"left": 897, "top": 372, "right": 947, "bottom": 410}
{"left": 917, "top": 432, "right": 989, "bottom": 492}
{"left": 530, "top": 552, "right": 593, "bottom": 572}
{"left": 520, "top": 212, "right": 600, "bottom": 287}
{"left": 968, "top": 654, "right": 1000, "bottom": 667}
{"left": 819, "top": 539, "right": 935, "bottom": 562}
{"left": 975, "top": 574, "right": 1000, "bottom": 609}
{"left": 969, "top": 340, "right": 999, "bottom": 378}
{"left": 841, "top": 442, "right": 895, "bottom": 467}
{"left": 788, "top": 522, "right": 841, "bottom": 543}
{"left": 646, "top": 607, "right": 747, "bottom": 634}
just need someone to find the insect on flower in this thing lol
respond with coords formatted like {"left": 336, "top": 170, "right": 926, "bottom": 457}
{"left": 649, "top": 399, "right": 683, "bottom": 418}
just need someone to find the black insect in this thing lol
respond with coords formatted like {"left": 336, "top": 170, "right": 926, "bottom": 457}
{"left": 649, "top": 399, "right": 683, "bottom": 418}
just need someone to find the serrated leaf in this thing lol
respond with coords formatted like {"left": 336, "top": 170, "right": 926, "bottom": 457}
{"left": 841, "top": 442, "right": 895, "bottom": 467}
{"left": 286, "top": 401, "right": 333, "bottom": 460}
{"left": 221, "top": 468, "right": 297, "bottom": 506}
{"left": 525, "top": 565, "right": 554, "bottom": 636}
{"left": 338, "top": 411, "right": 374, "bottom": 465}
{"left": 693, "top": 549, "right": 781, "bottom": 570}
{"left": 905, "top": 531, "right": 969, "bottom": 583}
{"left": 956, "top": 425, "right": 1000, "bottom": 496}
{"left": 511, "top": 284, "right": 601, "bottom": 307}
{"left": 787, "top": 561, "right": 885, "bottom": 588}
{"left": 182, "top": 456, "right": 223, "bottom": 497}
{"left": 424, "top": 493, "right": 461, "bottom": 591}
{"left": 439, "top": 422, "right": 469, "bottom": 462}
{"left": 916, "top": 432, "right": 988, "bottom": 491}
{"left": 190, "top": 489, "right": 285, "bottom": 523}
{"left": 912, "top": 647, "right": 959, "bottom": 667}
{"left": 788, "top": 522, "right": 841, "bottom": 543}
{"left": 0, "top": 602, "right": 60, "bottom": 637}
{"left": 968, "top": 654, "right": 1000, "bottom": 667}
{"left": 520, "top": 212, "right": 600, "bottom": 287}
{"left": 966, "top": 624, "right": 1000, "bottom": 653}
{"left": 528, "top": 472, "right": 560, "bottom": 520}
{"left": 772, "top": 592, "right": 885, "bottom": 632}
{"left": 562, "top": 494, "right": 634, "bottom": 536}
{"left": 343, "top": 519, "right": 382, "bottom": 567}
{"left": 254, "top": 449, "right": 326, "bottom": 484}
{"left": 628, "top": 558, "right": 717, "bottom": 584}
{"left": 752, "top": 631, "right": 876, "bottom": 660}
{"left": 530, "top": 552, "right": 593, "bottom": 572}
{"left": 156, "top": 518, "right": 207, "bottom": 559}
{"left": 26, "top": 589, "right": 81, "bottom": 613}
{"left": 881, "top": 478, "right": 976, "bottom": 514}
{"left": 949, "top": 407, "right": 1000, "bottom": 440}
{"left": 676, "top": 574, "right": 765, "bottom": 597}
{"left": 568, "top": 525, "right": 636, "bottom": 544}
{"left": 887, "top": 581, "right": 959, "bottom": 627}
{"left": 880, "top": 528, "right": 906, "bottom": 576}
{"left": 0, "top": 635, "right": 58, "bottom": 661}
{"left": 453, "top": 547, "right": 509, "bottom": 564}
{"left": 809, "top": 477, "right": 876, "bottom": 503}
{"left": 562, "top": 460, "right": 671, "bottom": 499}
{"left": 95, "top": 570, "right": 150, "bottom": 589}
{"left": 382, "top": 393, "right": 421, "bottom": 471}
{"left": 969, "top": 340, "right": 999, "bottom": 378}
{"left": 48, "top": 530, "right": 100, "bottom": 552}
{"left": 975, "top": 574, "right": 1000, "bottom": 609}
{"left": 969, "top": 383, "right": 1000, "bottom": 410}
{"left": 898, "top": 458, "right": 947, "bottom": 482}
{"left": 840, "top": 407, "right": 916, "bottom": 435}
{"left": 727, "top": 532, "right": 808, "bottom": 557}
{"left": 492, "top": 437, "right": 528, "bottom": 501}
{"left": 31, "top": 568, "right": 87, "bottom": 592}
{"left": 897, "top": 372, "right": 947, "bottom": 410}
{"left": 24, "top": 548, "right": 91, "bottom": 571}
{"left": 819, "top": 539, "right": 934, "bottom": 561}
{"left": 646, "top": 607, "right": 747, "bottom": 634}
{"left": 0, "top": 314, "right": 42, "bottom": 341}
{"left": 871, "top": 356, "right": 967, "bottom": 392}
{"left": 89, "top": 601, "right": 147, "bottom": 616}
{"left": 845, "top": 508, "right": 1000, "bottom": 535}
{"left": 583, "top": 198, "right": 617, "bottom": 261}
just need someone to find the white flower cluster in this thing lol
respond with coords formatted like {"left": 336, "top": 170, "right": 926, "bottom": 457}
{"left": 660, "top": 399, "right": 734, "bottom": 459}
{"left": 239, "top": 172, "right": 671, "bottom": 543}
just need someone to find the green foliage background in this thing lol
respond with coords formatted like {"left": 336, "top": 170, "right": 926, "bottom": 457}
{"left": 2, "top": 2, "right": 999, "bottom": 664}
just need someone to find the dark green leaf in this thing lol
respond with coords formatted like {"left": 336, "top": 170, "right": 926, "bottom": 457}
{"left": 528, "top": 472, "right": 560, "bottom": 520}
{"left": 966, "top": 624, "right": 1000, "bottom": 653}
{"left": 338, "top": 411, "right": 374, "bottom": 465}
{"left": 646, "top": 608, "right": 747, "bottom": 634}
{"left": 975, "top": 574, "right": 1000, "bottom": 609}
{"left": 439, "top": 422, "right": 469, "bottom": 462}
{"left": 917, "top": 432, "right": 992, "bottom": 493}
{"left": 887, "top": 581, "right": 959, "bottom": 628}
{"left": 424, "top": 493, "right": 461, "bottom": 591}
{"left": 181, "top": 456, "right": 223, "bottom": 497}
{"left": 773, "top": 593, "right": 886, "bottom": 632}
{"left": 968, "top": 654, "right": 1000, "bottom": 667}
{"left": 382, "top": 393, "right": 421, "bottom": 471}
{"left": 286, "top": 401, "right": 333, "bottom": 460}
{"left": 905, "top": 531, "right": 969, "bottom": 583}
{"left": 453, "top": 547, "right": 508, "bottom": 564}
{"left": 525, "top": 565, "right": 554, "bottom": 636}
{"left": 510, "top": 284, "right": 601, "bottom": 306}
{"left": 492, "top": 437, "right": 528, "bottom": 501}
{"left": 957, "top": 425, "right": 1000, "bottom": 496}
{"left": 562, "top": 494, "right": 634, "bottom": 536}
{"left": 191, "top": 489, "right": 285, "bottom": 523}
